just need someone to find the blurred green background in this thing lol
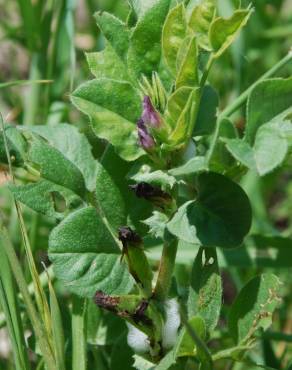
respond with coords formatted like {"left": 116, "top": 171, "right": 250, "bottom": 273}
{"left": 0, "top": 0, "right": 292, "bottom": 369}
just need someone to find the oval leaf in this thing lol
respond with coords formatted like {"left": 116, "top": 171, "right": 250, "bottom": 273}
{"left": 49, "top": 207, "right": 133, "bottom": 297}
{"left": 162, "top": 3, "right": 187, "bottom": 75}
{"left": 209, "top": 9, "right": 252, "bottom": 58}
{"left": 72, "top": 79, "right": 143, "bottom": 161}
{"left": 127, "top": 0, "right": 171, "bottom": 78}
{"left": 168, "top": 172, "right": 252, "bottom": 248}
{"left": 188, "top": 0, "right": 216, "bottom": 50}
{"left": 175, "top": 36, "right": 199, "bottom": 89}
{"left": 95, "top": 11, "right": 130, "bottom": 60}
{"left": 188, "top": 248, "right": 222, "bottom": 334}
{"left": 28, "top": 138, "right": 86, "bottom": 198}
{"left": 245, "top": 78, "right": 292, "bottom": 144}
{"left": 228, "top": 274, "right": 281, "bottom": 344}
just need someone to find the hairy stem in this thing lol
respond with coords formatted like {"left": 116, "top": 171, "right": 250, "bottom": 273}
{"left": 153, "top": 236, "right": 178, "bottom": 301}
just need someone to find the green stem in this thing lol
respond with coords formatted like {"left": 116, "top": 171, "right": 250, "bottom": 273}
{"left": 153, "top": 236, "right": 178, "bottom": 301}
{"left": 200, "top": 55, "right": 215, "bottom": 89}
{"left": 219, "top": 49, "right": 292, "bottom": 119}
{"left": 206, "top": 115, "right": 221, "bottom": 164}
{"left": 212, "top": 345, "right": 251, "bottom": 361}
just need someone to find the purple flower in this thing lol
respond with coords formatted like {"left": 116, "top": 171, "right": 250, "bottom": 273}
{"left": 137, "top": 118, "right": 155, "bottom": 150}
{"left": 142, "top": 96, "right": 161, "bottom": 128}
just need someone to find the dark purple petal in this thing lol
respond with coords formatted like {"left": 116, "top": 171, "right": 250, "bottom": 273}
{"left": 118, "top": 226, "right": 142, "bottom": 248}
{"left": 142, "top": 96, "right": 161, "bottom": 128}
{"left": 137, "top": 118, "right": 155, "bottom": 150}
{"left": 129, "top": 182, "right": 172, "bottom": 209}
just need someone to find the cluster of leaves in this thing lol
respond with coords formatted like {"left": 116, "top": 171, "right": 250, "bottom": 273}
{"left": 1, "top": 0, "right": 292, "bottom": 369}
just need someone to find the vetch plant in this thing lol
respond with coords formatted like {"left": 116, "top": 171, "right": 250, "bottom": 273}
{"left": 1, "top": 0, "right": 292, "bottom": 368}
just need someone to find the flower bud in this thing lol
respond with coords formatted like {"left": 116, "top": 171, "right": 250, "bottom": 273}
{"left": 137, "top": 118, "right": 156, "bottom": 151}
{"left": 118, "top": 226, "right": 142, "bottom": 248}
{"left": 142, "top": 96, "right": 162, "bottom": 128}
{"left": 118, "top": 227, "right": 153, "bottom": 297}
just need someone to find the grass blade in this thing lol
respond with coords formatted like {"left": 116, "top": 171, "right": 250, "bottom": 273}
{"left": 0, "top": 113, "right": 56, "bottom": 369}
{"left": 0, "top": 80, "right": 52, "bottom": 89}
{"left": 0, "top": 239, "right": 30, "bottom": 370}
{"left": 45, "top": 267, "right": 66, "bottom": 370}
{"left": 16, "top": 0, "right": 40, "bottom": 50}
{"left": 0, "top": 220, "right": 56, "bottom": 369}
{"left": 72, "top": 296, "right": 87, "bottom": 370}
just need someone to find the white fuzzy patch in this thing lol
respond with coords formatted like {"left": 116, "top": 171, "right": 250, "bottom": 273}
{"left": 127, "top": 299, "right": 181, "bottom": 354}
{"left": 162, "top": 299, "right": 181, "bottom": 349}
{"left": 127, "top": 323, "right": 150, "bottom": 354}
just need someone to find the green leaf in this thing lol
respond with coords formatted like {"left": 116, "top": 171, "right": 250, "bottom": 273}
{"left": 253, "top": 122, "right": 288, "bottom": 176}
{"left": 188, "top": 0, "right": 216, "bottom": 50}
{"left": 224, "top": 138, "right": 256, "bottom": 170}
{"left": 72, "top": 79, "right": 143, "bottom": 161}
{"left": 188, "top": 248, "right": 222, "bottom": 333}
{"left": 129, "top": 0, "right": 161, "bottom": 19}
{"left": 87, "top": 303, "right": 126, "bottom": 347}
{"left": 101, "top": 146, "right": 152, "bottom": 234}
{"left": 0, "top": 125, "right": 26, "bottom": 166}
{"left": 167, "top": 201, "right": 199, "bottom": 245}
{"left": 162, "top": 3, "right": 187, "bottom": 75}
{"left": 167, "top": 172, "right": 252, "bottom": 248}
{"left": 133, "top": 355, "right": 155, "bottom": 370}
{"left": 127, "top": 0, "right": 171, "bottom": 78}
{"left": 194, "top": 85, "right": 218, "bottom": 135}
{"left": 245, "top": 78, "right": 292, "bottom": 144}
{"left": 28, "top": 138, "right": 86, "bottom": 198}
{"left": 85, "top": 43, "right": 130, "bottom": 81}
{"left": 225, "top": 121, "right": 290, "bottom": 176}
{"left": 228, "top": 274, "right": 281, "bottom": 344}
{"left": 174, "top": 316, "right": 206, "bottom": 358}
{"left": 209, "top": 9, "right": 252, "bottom": 58}
{"left": 168, "top": 88, "right": 200, "bottom": 146}
{"left": 95, "top": 164, "right": 126, "bottom": 231}
{"left": 95, "top": 11, "right": 130, "bottom": 60}
{"left": 175, "top": 36, "right": 199, "bottom": 89}
{"left": 27, "top": 123, "right": 98, "bottom": 191}
{"left": 49, "top": 207, "right": 133, "bottom": 297}
{"left": 129, "top": 168, "right": 176, "bottom": 189}
{"left": 209, "top": 118, "right": 238, "bottom": 172}
{"left": 165, "top": 87, "right": 193, "bottom": 129}
{"left": 168, "top": 156, "right": 208, "bottom": 178}
{"left": 143, "top": 211, "right": 168, "bottom": 239}
{"left": 156, "top": 350, "right": 176, "bottom": 370}
{"left": 9, "top": 180, "right": 82, "bottom": 219}
{"left": 72, "top": 78, "right": 141, "bottom": 123}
